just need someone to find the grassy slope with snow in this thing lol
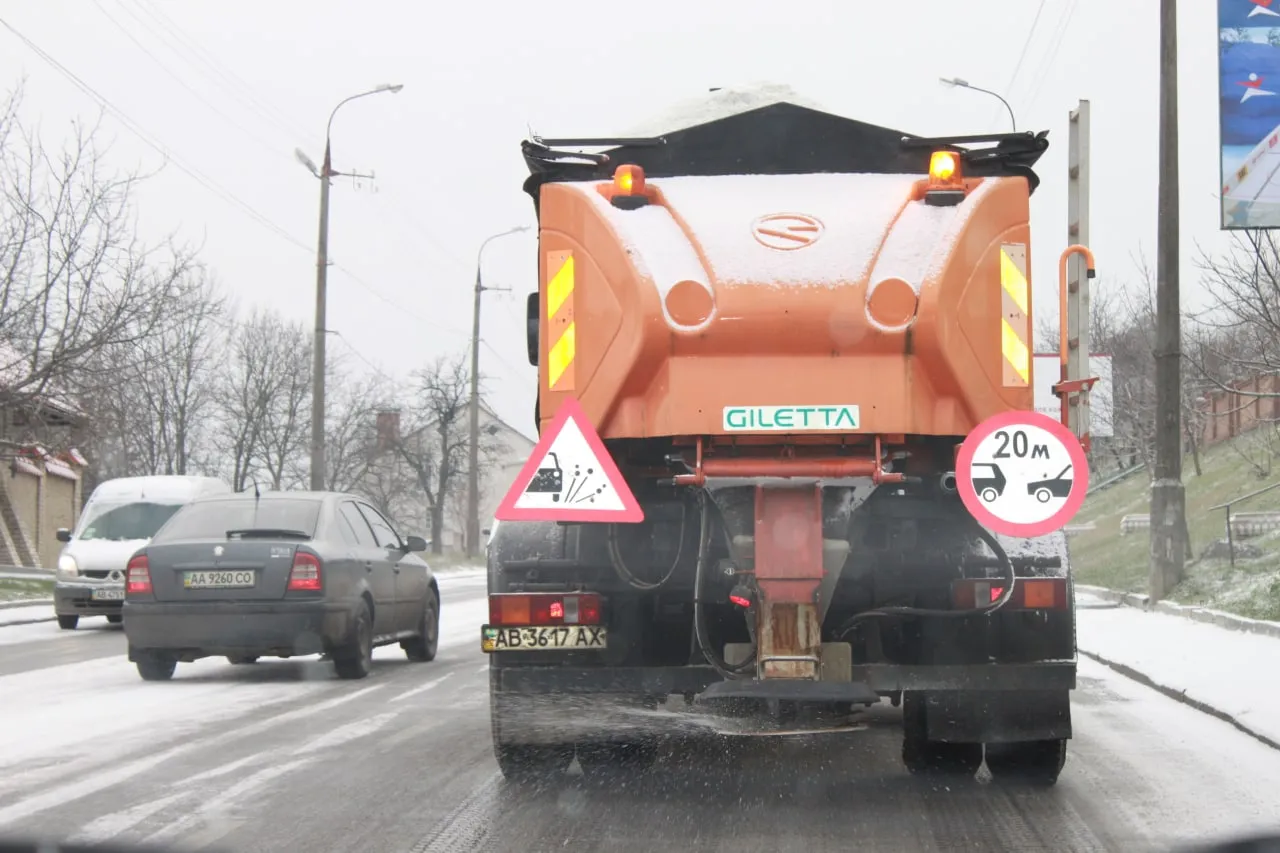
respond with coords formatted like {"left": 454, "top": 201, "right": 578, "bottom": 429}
{"left": 0, "top": 576, "right": 53, "bottom": 602}
{"left": 1069, "top": 432, "right": 1280, "bottom": 620}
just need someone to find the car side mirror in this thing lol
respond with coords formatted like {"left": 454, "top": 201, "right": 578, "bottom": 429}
{"left": 404, "top": 535, "right": 428, "bottom": 553}
{"left": 56, "top": 528, "right": 72, "bottom": 543}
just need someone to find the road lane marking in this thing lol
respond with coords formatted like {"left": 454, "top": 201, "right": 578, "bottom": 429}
{"left": 0, "top": 683, "right": 385, "bottom": 823}
{"left": 293, "top": 711, "right": 399, "bottom": 754}
{"left": 69, "top": 791, "right": 188, "bottom": 845}
{"left": 391, "top": 672, "right": 454, "bottom": 703}
{"left": 142, "top": 757, "right": 315, "bottom": 845}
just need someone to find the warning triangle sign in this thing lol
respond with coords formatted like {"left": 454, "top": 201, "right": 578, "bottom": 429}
{"left": 495, "top": 397, "right": 644, "bottom": 523}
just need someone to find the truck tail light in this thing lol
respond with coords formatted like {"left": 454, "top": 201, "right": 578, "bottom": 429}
{"left": 126, "top": 554, "right": 151, "bottom": 594}
{"left": 489, "top": 593, "right": 602, "bottom": 626}
{"left": 951, "top": 577, "right": 1068, "bottom": 611}
{"left": 287, "top": 552, "right": 322, "bottom": 591}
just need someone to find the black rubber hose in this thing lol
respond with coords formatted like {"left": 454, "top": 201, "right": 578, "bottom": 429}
{"left": 607, "top": 497, "right": 688, "bottom": 591}
{"left": 834, "top": 523, "right": 1016, "bottom": 640}
{"left": 693, "top": 490, "right": 756, "bottom": 678}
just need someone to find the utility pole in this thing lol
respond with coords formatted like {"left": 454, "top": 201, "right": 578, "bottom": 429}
{"left": 1066, "top": 100, "right": 1092, "bottom": 441}
{"left": 1151, "top": 0, "right": 1187, "bottom": 601}
{"left": 466, "top": 226, "right": 528, "bottom": 558}
{"left": 309, "top": 142, "right": 333, "bottom": 491}
{"left": 301, "top": 83, "right": 403, "bottom": 492}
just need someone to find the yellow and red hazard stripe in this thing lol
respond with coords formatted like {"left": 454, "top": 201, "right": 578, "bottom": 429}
{"left": 545, "top": 251, "right": 575, "bottom": 392}
{"left": 999, "top": 243, "right": 1030, "bottom": 387}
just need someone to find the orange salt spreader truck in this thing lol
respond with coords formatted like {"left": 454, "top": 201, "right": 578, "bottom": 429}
{"left": 486, "top": 100, "right": 1095, "bottom": 787}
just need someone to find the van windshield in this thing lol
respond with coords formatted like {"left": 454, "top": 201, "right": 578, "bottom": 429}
{"left": 76, "top": 501, "right": 186, "bottom": 542}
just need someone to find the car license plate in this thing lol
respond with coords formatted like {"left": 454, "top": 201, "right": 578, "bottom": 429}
{"left": 183, "top": 570, "right": 255, "bottom": 589}
{"left": 481, "top": 625, "right": 607, "bottom": 653}
{"left": 91, "top": 588, "right": 124, "bottom": 601}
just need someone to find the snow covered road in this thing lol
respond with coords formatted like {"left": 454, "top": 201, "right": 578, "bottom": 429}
{"left": 1, "top": 575, "right": 1279, "bottom": 852}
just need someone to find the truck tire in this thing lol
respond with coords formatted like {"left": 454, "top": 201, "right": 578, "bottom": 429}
{"left": 985, "top": 739, "right": 1067, "bottom": 787}
{"left": 901, "top": 692, "right": 983, "bottom": 778}
{"left": 489, "top": 678, "right": 573, "bottom": 782}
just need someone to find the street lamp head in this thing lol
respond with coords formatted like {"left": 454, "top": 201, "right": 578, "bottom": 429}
{"left": 939, "top": 76, "right": 969, "bottom": 88}
{"left": 378, "top": 83, "right": 405, "bottom": 94}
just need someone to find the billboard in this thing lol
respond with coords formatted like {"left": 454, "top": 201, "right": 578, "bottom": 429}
{"left": 1032, "top": 354, "right": 1114, "bottom": 439}
{"left": 1219, "top": 1, "right": 1280, "bottom": 228}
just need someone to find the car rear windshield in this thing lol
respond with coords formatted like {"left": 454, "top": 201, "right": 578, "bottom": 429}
{"left": 152, "top": 499, "right": 321, "bottom": 543}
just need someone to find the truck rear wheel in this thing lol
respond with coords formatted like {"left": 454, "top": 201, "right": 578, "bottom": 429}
{"left": 901, "top": 692, "right": 983, "bottom": 778}
{"left": 985, "top": 739, "right": 1067, "bottom": 787}
{"left": 489, "top": 678, "right": 574, "bottom": 782}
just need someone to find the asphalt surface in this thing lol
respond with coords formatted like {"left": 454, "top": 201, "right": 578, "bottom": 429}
{"left": 2, "top": 575, "right": 1280, "bottom": 852}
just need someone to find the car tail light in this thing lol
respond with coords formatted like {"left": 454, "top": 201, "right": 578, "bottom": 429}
{"left": 952, "top": 577, "right": 1068, "bottom": 611}
{"left": 287, "top": 552, "right": 322, "bottom": 591}
{"left": 126, "top": 555, "right": 151, "bottom": 594}
{"left": 488, "top": 593, "right": 602, "bottom": 626}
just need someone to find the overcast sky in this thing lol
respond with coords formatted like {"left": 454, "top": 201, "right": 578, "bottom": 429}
{"left": 0, "top": 1, "right": 1233, "bottom": 436}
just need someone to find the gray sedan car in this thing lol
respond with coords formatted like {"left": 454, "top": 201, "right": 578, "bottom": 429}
{"left": 122, "top": 491, "right": 440, "bottom": 682}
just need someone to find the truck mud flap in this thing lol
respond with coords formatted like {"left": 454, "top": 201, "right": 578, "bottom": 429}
{"left": 695, "top": 679, "right": 879, "bottom": 705}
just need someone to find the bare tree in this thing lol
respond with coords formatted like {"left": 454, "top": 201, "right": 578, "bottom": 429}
{"left": 80, "top": 269, "right": 228, "bottom": 479}
{"left": 1192, "top": 231, "right": 1280, "bottom": 394}
{"left": 214, "top": 309, "right": 310, "bottom": 491}
{"left": 322, "top": 368, "right": 390, "bottom": 493}
{"left": 390, "top": 354, "right": 475, "bottom": 555}
{"left": 257, "top": 322, "right": 311, "bottom": 490}
{"left": 0, "top": 84, "right": 194, "bottom": 442}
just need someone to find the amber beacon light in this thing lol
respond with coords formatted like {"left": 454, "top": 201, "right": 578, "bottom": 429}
{"left": 611, "top": 164, "right": 649, "bottom": 209}
{"left": 925, "top": 150, "right": 966, "bottom": 207}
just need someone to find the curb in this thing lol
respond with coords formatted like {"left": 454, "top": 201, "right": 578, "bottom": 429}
{"left": 0, "top": 598, "right": 53, "bottom": 611}
{"left": 1079, "top": 648, "right": 1280, "bottom": 754}
{"left": 0, "top": 616, "right": 55, "bottom": 627}
{"left": 1075, "top": 584, "right": 1280, "bottom": 640}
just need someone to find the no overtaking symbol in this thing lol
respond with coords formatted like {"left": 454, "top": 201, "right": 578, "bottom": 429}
{"left": 956, "top": 410, "right": 1089, "bottom": 538}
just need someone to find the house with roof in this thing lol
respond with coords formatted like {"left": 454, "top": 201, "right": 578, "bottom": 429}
{"left": 0, "top": 367, "right": 89, "bottom": 568}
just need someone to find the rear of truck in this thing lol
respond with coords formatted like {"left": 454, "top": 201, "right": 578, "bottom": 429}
{"left": 486, "top": 102, "right": 1079, "bottom": 785}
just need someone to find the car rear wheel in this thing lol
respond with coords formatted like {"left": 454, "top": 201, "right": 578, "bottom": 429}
{"left": 57, "top": 615, "right": 78, "bottom": 630}
{"left": 136, "top": 652, "right": 177, "bottom": 682}
{"left": 227, "top": 655, "right": 259, "bottom": 665}
{"left": 402, "top": 592, "right": 439, "bottom": 662}
{"left": 333, "top": 601, "right": 374, "bottom": 680}
{"left": 106, "top": 614, "right": 123, "bottom": 624}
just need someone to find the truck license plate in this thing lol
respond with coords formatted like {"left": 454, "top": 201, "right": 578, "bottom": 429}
{"left": 183, "top": 570, "right": 255, "bottom": 589}
{"left": 91, "top": 588, "right": 124, "bottom": 601}
{"left": 481, "top": 625, "right": 607, "bottom": 653}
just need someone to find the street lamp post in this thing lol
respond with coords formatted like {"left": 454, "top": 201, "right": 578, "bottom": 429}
{"left": 939, "top": 77, "right": 1017, "bottom": 132}
{"left": 301, "top": 83, "right": 403, "bottom": 492}
{"left": 466, "top": 225, "right": 530, "bottom": 557}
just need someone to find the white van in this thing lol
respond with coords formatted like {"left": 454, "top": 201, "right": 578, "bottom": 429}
{"left": 53, "top": 475, "right": 233, "bottom": 630}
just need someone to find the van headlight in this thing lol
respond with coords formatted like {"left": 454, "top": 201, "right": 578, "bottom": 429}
{"left": 57, "top": 554, "right": 79, "bottom": 579}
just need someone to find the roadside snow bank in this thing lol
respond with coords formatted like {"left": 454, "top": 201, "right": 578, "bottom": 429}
{"left": 1076, "top": 590, "right": 1280, "bottom": 748}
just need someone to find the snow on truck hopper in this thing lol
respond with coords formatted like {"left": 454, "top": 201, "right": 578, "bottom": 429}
{"left": 486, "top": 98, "right": 1095, "bottom": 786}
